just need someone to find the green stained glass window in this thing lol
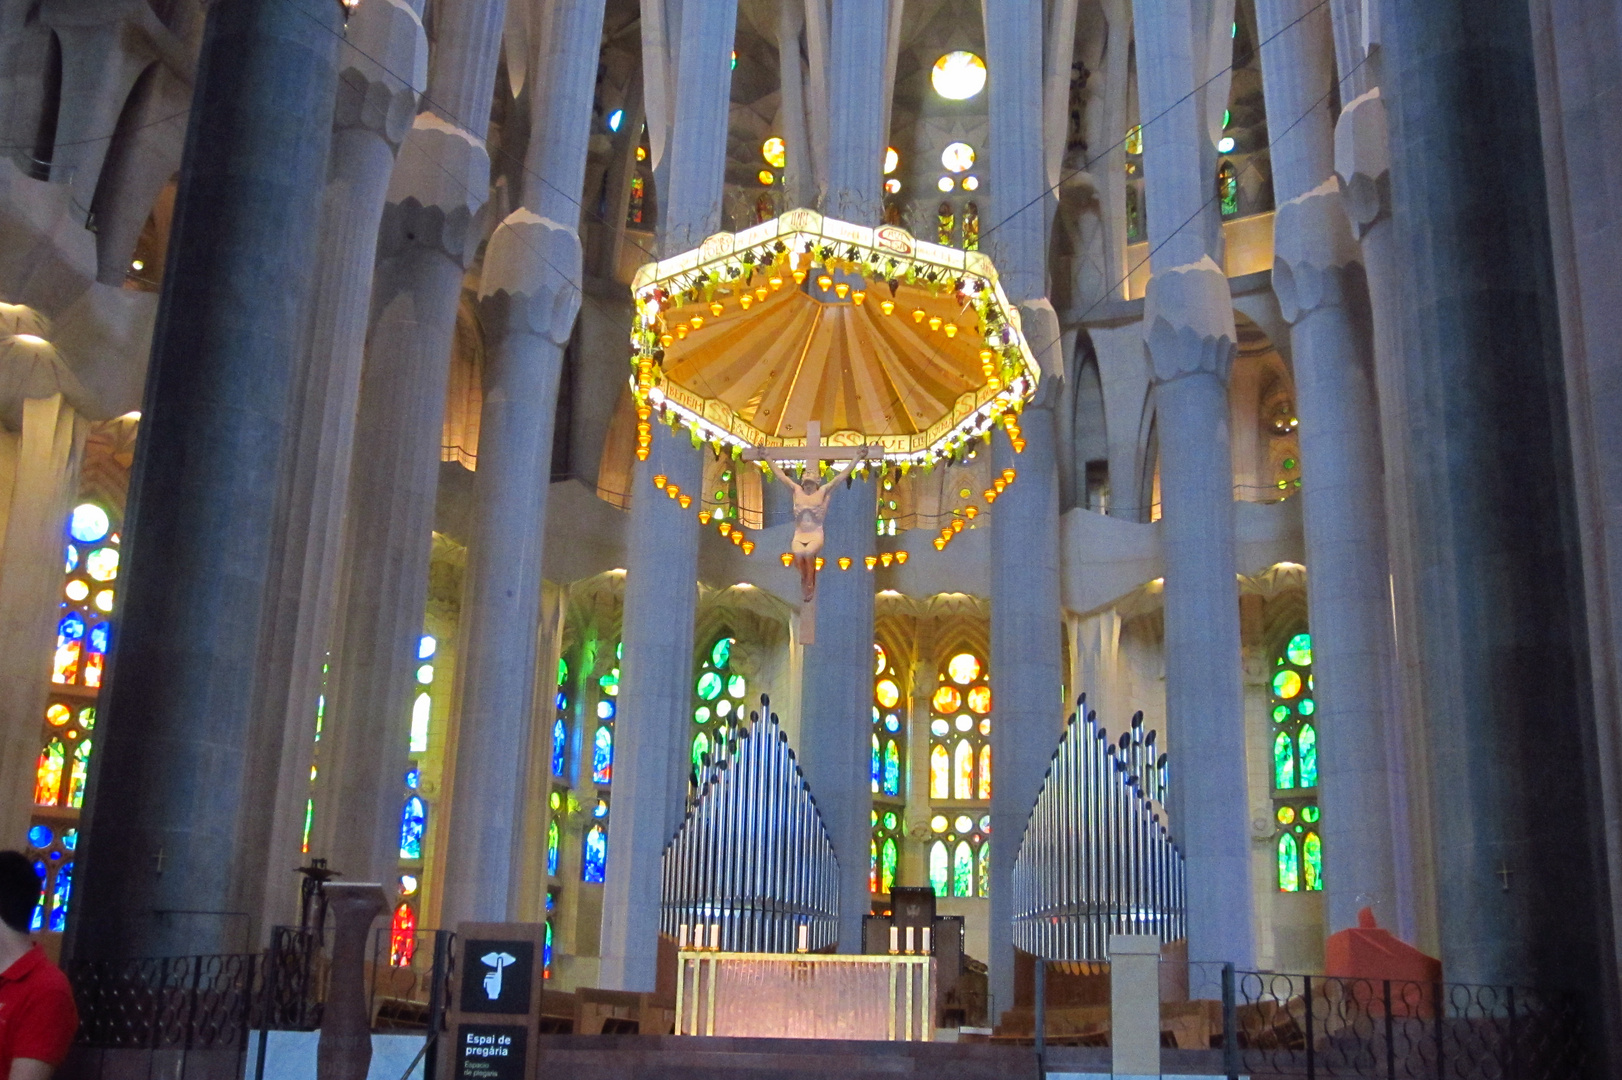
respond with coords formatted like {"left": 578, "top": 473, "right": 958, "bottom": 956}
{"left": 547, "top": 820, "right": 560, "bottom": 876}
{"left": 1272, "top": 669, "right": 1302, "bottom": 699}
{"left": 1298, "top": 698, "right": 1315, "bottom": 716}
{"left": 977, "top": 840, "right": 990, "bottom": 897}
{"left": 1273, "top": 730, "right": 1295, "bottom": 789}
{"left": 1272, "top": 705, "right": 1289, "bottom": 722}
{"left": 696, "top": 671, "right": 723, "bottom": 701}
{"left": 1301, "top": 804, "right": 1320, "bottom": 823}
{"left": 880, "top": 838, "right": 897, "bottom": 894}
{"left": 727, "top": 674, "right": 747, "bottom": 699}
{"left": 692, "top": 731, "right": 710, "bottom": 769}
{"left": 1286, "top": 633, "right": 1312, "bottom": 667}
{"left": 1298, "top": 724, "right": 1318, "bottom": 787}
{"left": 1303, "top": 831, "right": 1323, "bottom": 891}
{"left": 952, "top": 841, "right": 973, "bottom": 897}
{"left": 883, "top": 811, "right": 897, "bottom": 830}
{"left": 711, "top": 637, "right": 733, "bottom": 668}
{"left": 929, "top": 841, "right": 949, "bottom": 896}
{"left": 1278, "top": 833, "right": 1301, "bottom": 891}
{"left": 883, "top": 739, "right": 901, "bottom": 796}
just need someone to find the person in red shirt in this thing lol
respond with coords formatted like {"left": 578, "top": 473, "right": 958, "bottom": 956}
{"left": 0, "top": 853, "right": 76, "bottom": 1079}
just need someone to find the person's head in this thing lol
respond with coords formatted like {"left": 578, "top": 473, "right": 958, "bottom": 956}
{"left": 801, "top": 478, "right": 818, "bottom": 494}
{"left": 0, "top": 852, "right": 40, "bottom": 934}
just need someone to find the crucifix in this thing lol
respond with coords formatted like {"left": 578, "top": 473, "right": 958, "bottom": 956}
{"left": 743, "top": 421, "right": 885, "bottom": 644}
{"left": 1496, "top": 862, "right": 1513, "bottom": 892}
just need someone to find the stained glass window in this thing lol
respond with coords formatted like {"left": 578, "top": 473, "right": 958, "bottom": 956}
{"left": 547, "top": 819, "right": 560, "bottom": 877}
{"left": 928, "top": 841, "right": 949, "bottom": 896}
{"left": 930, "top": 745, "right": 949, "bottom": 798}
{"left": 871, "top": 643, "right": 907, "bottom": 883}
{"left": 34, "top": 740, "right": 63, "bottom": 807}
{"left": 1269, "top": 628, "right": 1321, "bottom": 890}
{"left": 1278, "top": 833, "right": 1300, "bottom": 892}
{"left": 1218, "top": 160, "right": 1239, "bottom": 216}
{"left": 962, "top": 203, "right": 980, "bottom": 251}
{"left": 583, "top": 823, "right": 608, "bottom": 883}
{"left": 870, "top": 808, "right": 903, "bottom": 895}
{"left": 937, "top": 203, "right": 955, "bottom": 246}
{"left": 390, "top": 902, "right": 416, "bottom": 966}
{"left": 592, "top": 725, "right": 613, "bottom": 784}
{"left": 692, "top": 634, "right": 749, "bottom": 789}
{"left": 543, "top": 887, "right": 557, "bottom": 978}
{"left": 952, "top": 841, "right": 973, "bottom": 897}
{"left": 929, "top": 648, "right": 991, "bottom": 810}
{"left": 953, "top": 740, "right": 973, "bottom": 799}
{"left": 399, "top": 796, "right": 426, "bottom": 860}
{"left": 47, "top": 862, "right": 71, "bottom": 932}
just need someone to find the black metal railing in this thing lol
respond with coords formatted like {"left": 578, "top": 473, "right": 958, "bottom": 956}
{"left": 1222, "top": 968, "right": 1586, "bottom": 1080}
{"left": 68, "top": 953, "right": 259, "bottom": 1052}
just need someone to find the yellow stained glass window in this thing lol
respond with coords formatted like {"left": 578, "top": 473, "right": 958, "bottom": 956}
{"left": 930, "top": 744, "right": 949, "bottom": 798}
{"left": 953, "top": 739, "right": 973, "bottom": 799}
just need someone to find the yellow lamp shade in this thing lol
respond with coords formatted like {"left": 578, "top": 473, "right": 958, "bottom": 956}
{"left": 780, "top": 553, "right": 794, "bottom": 566}
{"left": 838, "top": 556, "right": 852, "bottom": 570}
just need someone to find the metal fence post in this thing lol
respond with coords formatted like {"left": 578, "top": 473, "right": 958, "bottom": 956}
{"left": 424, "top": 930, "right": 452, "bottom": 1080}
{"left": 1222, "top": 963, "right": 1238, "bottom": 1080}
{"left": 1034, "top": 957, "right": 1046, "bottom": 1079}
{"left": 1303, "top": 974, "right": 1314, "bottom": 1080}
{"left": 1433, "top": 981, "right": 1444, "bottom": 1080}
{"left": 1384, "top": 980, "right": 1395, "bottom": 1080}
{"left": 1506, "top": 985, "right": 1518, "bottom": 1080}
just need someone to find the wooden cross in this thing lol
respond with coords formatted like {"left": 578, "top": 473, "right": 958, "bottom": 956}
{"left": 740, "top": 420, "right": 886, "bottom": 472}
{"left": 1496, "top": 862, "right": 1513, "bottom": 892}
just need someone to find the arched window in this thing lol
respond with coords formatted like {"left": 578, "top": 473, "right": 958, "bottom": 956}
{"left": 1269, "top": 630, "right": 1321, "bottom": 891}
{"left": 410, "top": 634, "right": 435, "bottom": 753}
{"left": 872, "top": 644, "right": 904, "bottom": 797}
{"left": 937, "top": 202, "right": 955, "bottom": 245}
{"left": 928, "top": 841, "right": 949, "bottom": 896}
{"left": 927, "top": 811, "right": 991, "bottom": 898}
{"left": 551, "top": 656, "right": 569, "bottom": 777}
{"left": 929, "top": 650, "right": 991, "bottom": 805}
{"left": 582, "top": 821, "right": 608, "bottom": 883}
{"left": 962, "top": 203, "right": 980, "bottom": 251}
{"left": 399, "top": 795, "right": 426, "bottom": 860}
{"left": 546, "top": 818, "right": 560, "bottom": 877}
{"left": 693, "top": 635, "right": 747, "bottom": 775}
{"left": 870, "top": 808, "right": 902, "bottom": 895}
{"left": 390, "top": 902, "right": 416, "bottom": 966}
{"left": 593, "top": 642, "right": 621, "bottom": 785}
{"left": 627, "top": 174, "right": 646, "bottom": 226}
{"left": 1218, "top": 160, "right": 1239, "bottom": 217}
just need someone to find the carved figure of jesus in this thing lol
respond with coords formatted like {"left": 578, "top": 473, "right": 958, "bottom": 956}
{"left": 770, "top": 452, "right": 867, "bottom": 602}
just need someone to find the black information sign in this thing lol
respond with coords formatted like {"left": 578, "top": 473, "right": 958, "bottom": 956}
{"left": 453, "top": 1024, "right": 527, "bottom": 1080}
{"left": 458, "top": 940, "right": 534, "bottom": 1015}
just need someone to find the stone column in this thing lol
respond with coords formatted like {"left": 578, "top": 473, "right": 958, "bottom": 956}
{"left": 791, "top": 0, "right": 890, "bottom": 953}
{"left": 1256, "top": 0, "right": 1400, "bottom": 934}
{"left": 1379, "top": 0, "right": 1603, "bottom": 993}
{"left": 70, "top": 0, "right": 341, "bottom": 960}
{"left": 982, "top": 0, "right": 1068, "bottom": 1014}
{"left": 439, "top": 0, "right": 602, "bottom": 928}
{"left": 0, "top": 392, "right": 85, "bottom": 855}
{"left": 312, "top": 0, "right": 505, "bottom": 889}
{"left": 1131, "top": 0, "right": 1255, "bottom": 967}
{"left": 249, "top": 0, "right": 426, "bottom": 934}
{"left": 1335, "top": 86, "right": 1425, "bottom": 945}
{"left": 598, "top": 0, "right": 736, "bottom": 992}
{"left": 1144, "top": 260, "right": 1255, "bottom": 967}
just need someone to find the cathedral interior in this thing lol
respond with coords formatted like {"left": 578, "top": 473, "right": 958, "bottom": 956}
{"left": 0, "top": 0, "right": 1619, "bottom": 1073}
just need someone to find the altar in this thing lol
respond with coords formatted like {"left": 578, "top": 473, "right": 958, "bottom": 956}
{"left": 673, "top": 950, "right": 935, "bottom": 1041}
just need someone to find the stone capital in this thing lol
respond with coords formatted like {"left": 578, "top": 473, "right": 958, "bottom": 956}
{"left": 1334, "top": 89, "right": 1390, "bottom": 235}
{"left": 1272, "top": 180, "right": 1361, "bottom": 324}
{"left": 478, "top": 210, "right": 584, "bottom": 344}
{"left": 380, "top": 114, "right": 491, "bottom": 264}
{"left": 1017, "top": 297, "right": 1065, "bottom": 384}
{"left": 334, "top": 0, "right": 427, "bottom": 148}
{"left": 1142, "top": 256, "right": 1237, "bottom": 385}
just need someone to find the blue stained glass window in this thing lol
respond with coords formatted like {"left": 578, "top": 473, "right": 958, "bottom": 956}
{"left": 546, "top": 820, "right": 560, "bottom": 876}
{"left": 597, "top": 699, "right": 615, "bottom": 720}
{"left": 404, "top": 768, "right": 419, "bottom": 789}
{"left": 583, "top": 824, "right": 607, "bottom": 883}
{"left": 69, "top": 504, "right": 109, "bottom": 543}
{"left": 62, "top": 829, "right": 76, "bottom": 851}
{"left": 399, "top": 796, "right": 426, "bottom": 859}
{"left": 29, "top": 862, "right": 44, "bottom": 931}
{"left": 592, "top": 725, "right": 613, "bottom": 784}
{"left": 543, "top": 919, "right": 553, "bottom": 976}
{"left": 417, "top": 635, "right": 437, "bottom": 660}
{"left": 551, "top": 719, "right": 567, "bottom": 777}
{"left": 555, "top": 691, "right": 567, "bottom": 710}
{"left": 88, "top": 623, "right": 109, "bottom": 654}
{"left": 64, "top": 546, "right": 76, "bottom": 574}
{"left": 26, "top": 826, "right": 50, "bottom": 849}
{"left": 870, "top": 733, "right": 881, "bottom": 793}
{"left": 48, "top": 862, "right": 71, "bottom": 931}
{"left": 58, "top": 614, "right": 85, "bottom": 642}
{"left": 883, "top": 740, "right": 901, "bottom": 796}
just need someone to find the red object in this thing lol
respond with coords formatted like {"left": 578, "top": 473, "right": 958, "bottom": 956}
{"left": 1326, "top": 908, "right": 1443, "bottom": 1017}
{"left": 0, "top": 945, "right": 78, "bottom": 1071}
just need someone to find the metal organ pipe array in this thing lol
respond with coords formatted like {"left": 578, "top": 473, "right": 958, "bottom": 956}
{"left": 1011, "top": 696, "right": 1186, "bottom": 960}
{"left": 661, "top": 696, "right": 841, "bottom": 952}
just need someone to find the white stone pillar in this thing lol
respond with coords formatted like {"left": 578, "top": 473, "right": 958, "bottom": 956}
{"left": 249, "top": 0, "right": 426, "bottom": 934}
{"left": 439, "top": 0, "right": 602, "bottom": 928}
{"left": 0, "top": 392, "right": 86, "bottom": 854}
{"left": 1144, "top": 258, "right": 1256, "bottom": 967}
{"left": 1335, "top": 87, "right": 1423, "bottom": 943}
{"left": 312, "top": 0, "right": 505, "bottom": 888}
{"left": 598, "top": 0, "right": 736, "bottom": 992}
{"left": 1257, "top": 0, "right": 1401, "bottom": 935}
{"left": 1130, "top": 0, "right": 1254, "bottom": 966}
{"left": 984, "top": 0, "right": 1068, "bottom": 1014}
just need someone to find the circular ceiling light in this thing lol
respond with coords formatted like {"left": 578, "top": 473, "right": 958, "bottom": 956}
{"left": 762, "top": 136, "right": 786, "bottom": 169}
{"left": 937, "top": 176, "right": 955, "bottom": 192}
{"left": 931, "top": 51, "right": 986, "bottom": 100}
{"left": 941, "top": 142, "right": 975, "bottom": 173}
{"left": 961, "top": 175, "right": 979, "bottom": 191}
{"left": 884, "top": 146, "right": 899, "bottom": 174}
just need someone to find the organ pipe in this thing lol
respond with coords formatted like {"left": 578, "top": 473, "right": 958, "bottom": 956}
{"left": 661, "top": 695, "right": 841, "bottom": 951}
{"left": 1011, "top": 695, "right": 1187, "bottom": 960}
